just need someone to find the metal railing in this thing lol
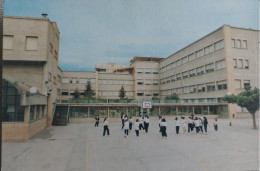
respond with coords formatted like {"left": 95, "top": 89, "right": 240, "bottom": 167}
{"left": 57, "top": 98, "right": 223, "bottom": 104}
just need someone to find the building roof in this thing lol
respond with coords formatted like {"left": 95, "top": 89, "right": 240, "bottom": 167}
{"left": 130, "top": 56, "right": 164, "bottom": 64}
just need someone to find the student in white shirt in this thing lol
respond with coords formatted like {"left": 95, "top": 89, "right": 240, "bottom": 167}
{"left": 188, "top": 117, "right": 193, "bottom": 133}
{"left": 161, "top": 118, "right": 167, "bottom": 138}
{"left": 139, "top": 115, "right": 144, "bottom": 130}
{"left": 129, "top": 116, "right": 133, "bottom": 131}
{"left": 124, "top": 118, "right": 129, "bottom": 138}
{"left": 175, "top": 117, "right": 180, "bottom": 134}
{"left": 121, "top": 113, "right": 125, "bottom": 130}
{"left": 194, "top": 117, "right": 200, "bottom": 134}
{"left": 144, "top": 115, "right": 150, "bottom": 133}
{"left": 103, "top": 117, "right": 110, "bottom": 136}
{"left": 199, "top": 118, "right": 203, "bottom": 133}
{"left": 181, "top": 117, "right": 186, "bottom": 134}
{"left": 134, "top": 119, "right": 140, "bottom": 137}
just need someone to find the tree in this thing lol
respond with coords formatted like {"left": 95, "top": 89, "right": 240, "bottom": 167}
{"left": 118, "top": 86, "right": 126, "bottom": 99}
{"left": 165, "top": 93, "right": 179, "bottom": 100}
{"left": 84, "top": 80, "right": 95, "bottom": 99}
{"left": 223, "top": 86, "right": 260, "bottom": 129}
{"left": 73, "top": 89, "right": 80, "bottom": 99}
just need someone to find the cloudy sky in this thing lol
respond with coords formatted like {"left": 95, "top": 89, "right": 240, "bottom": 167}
{"left": 4, "top": 0, "right": 259, "bottom": 71}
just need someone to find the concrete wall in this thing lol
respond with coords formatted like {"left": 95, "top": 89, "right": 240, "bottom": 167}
{"left": 2, "top": 118, "right": 47, "bottom": 141}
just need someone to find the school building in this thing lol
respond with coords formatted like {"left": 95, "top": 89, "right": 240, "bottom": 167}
{"left": 2, "top": 15, "right": 259, "bottom": 140}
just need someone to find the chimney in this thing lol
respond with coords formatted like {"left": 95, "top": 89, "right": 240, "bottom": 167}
{"left": 41, "top": 13, "right": 48, "bottom": 18}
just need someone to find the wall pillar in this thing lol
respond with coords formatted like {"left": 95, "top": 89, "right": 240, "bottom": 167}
{"left": 192, "top": 106, "right": 195, "bottom": 115}
{"left": 176, "top": 106, "right": 178, "bottom": 116}
{"left": 47, "top": 93, "right": 53, "bottom": 126}
{"left": 208, "top": 106, "right": 210, "bottom": 115}
{"left": 159, "top": 107, "right": 161, "bottom": 116}
{"left": 107, "top": 107, "right": 110, "bottom": 118}
{"left": 24, "top": 106, "right": 30, "bottom": 123}
{"left": 88, "top": 107, "right": 90, "bottom": 118}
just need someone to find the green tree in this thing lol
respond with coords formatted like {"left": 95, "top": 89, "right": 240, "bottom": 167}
{"left": 165, "top": 93, "right": 179, "bottom": 100}
{"left": 84, "top": 80, "right": 95, "bottom": 99}
{"left": 118, "top": 86, "right": 126, "bottom": 99}
{"left": 223, "top": 86, "right": 260, "bottom": 129}
{"left": 73, "top": 89, "right": 80, "bottom": 99}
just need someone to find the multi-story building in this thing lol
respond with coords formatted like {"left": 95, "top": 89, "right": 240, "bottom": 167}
{"left": 2, "top": 14, "right": 259, "bottom": 140}
{"left": 3, "top": 15, "right": 61, "bottom": 140}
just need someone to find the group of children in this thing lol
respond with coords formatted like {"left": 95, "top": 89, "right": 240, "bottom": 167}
{"left": 95, "top": 114, "right": 218, "bottom": 138}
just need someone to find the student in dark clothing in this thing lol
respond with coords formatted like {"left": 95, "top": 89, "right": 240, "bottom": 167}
{"left": 161, "top": 118, "right": 167, "bottom": 138}
{"left": 203, "top": 116, "right": 208, "bottom": 134}
{"left": 95, "top": 115, "right": 100, "bottom": 127}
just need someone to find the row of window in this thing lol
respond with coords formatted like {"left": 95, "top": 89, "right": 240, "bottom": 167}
{"left": 235, "top": 80, "right": 250, "bottom": 89}
{"left": 161, "top": 80, "right": 228, "bottom": 96}
{"left": 137, "top": 92, "right": 160, "bottom": 97}
{"left": 99, "top": 79, "right": 134, "bottom": 85}
{"left": 231, "top": 39, "right": 247, "bottom": 49}
{"left": 233, "top": 59, "right": 249, "bottom": 69}
{"left": 136, "top": 68, "right": 159, "bottom": 74}
{"left": 160, "top": 40, "right": 224, "bottom": 73}
{"left": 161, "top": 60, "right": 226, "bottom": 84}
{"left": 98, "top": 91, "right": 134, "bottom": 97}
{"left": 61, "top": 78, "right": 96, "bottom": 84}
{"left": 3, "top": 35, "right": 38, "bottom": 51}
{"left": 137, "top": 79, "right": 159, "bottom": 85}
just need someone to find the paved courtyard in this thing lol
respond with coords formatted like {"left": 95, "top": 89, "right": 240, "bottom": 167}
{"left": 2, "top": 118, "right": 259, "bottom": 171}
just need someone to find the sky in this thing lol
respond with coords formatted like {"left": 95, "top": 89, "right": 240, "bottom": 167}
{"left": 4, "top": 0, "right": 259, "bottom": 71}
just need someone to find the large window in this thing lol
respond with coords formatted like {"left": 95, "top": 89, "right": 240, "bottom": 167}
{"left": 196, "top": 66, "right": 204, "bottom": 75}
{"left": 205, "top": 63, "right": 214, "bottom": 73}
{"left": 2, "top": 80, "right": 24, "bottom": 122}
{"left": 215, "top": 60, "right": 226, "bottom": 70}
{"left": 244, "top": 80, "right": 250, "bottom": 89}
{"left": 26, "top": 36, "right": 38, "bottom": 51}
{"left": 217, "top": 80, "right": 227, "bottom": 90}
{"left": 214, "top": 40, "right": 224, "bottom": 51}
{"left": 3, "top": 35, "right": 14, "bottom": 50}
{"left": 207, "top": 82, "right": 215, "bottom": 91}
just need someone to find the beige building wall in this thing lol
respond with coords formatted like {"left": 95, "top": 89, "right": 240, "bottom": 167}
{"left": 60, "top": 71, "right": 96, "bottom": 100}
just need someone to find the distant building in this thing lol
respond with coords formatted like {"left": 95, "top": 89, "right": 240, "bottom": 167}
{"left": 2, "top": 15, "right": 259, "bottom": 140}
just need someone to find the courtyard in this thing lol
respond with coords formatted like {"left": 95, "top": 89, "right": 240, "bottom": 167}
{"left": 2, "top": 118, "right": 259, "bottom": 171}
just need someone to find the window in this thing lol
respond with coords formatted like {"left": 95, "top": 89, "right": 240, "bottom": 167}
{"left": 242, "top": 40, "right": 247, "bottom": 48}
{"left": 137, "top": 79, "right": 144, "bottom": 85}
{"left": 196, "top": 66, "right": 204, "bottom": 75}
{"left": 137, "top": 92, "right": 144, "bottom": 96}
{"left": 244, "top": 80, "right": 250, "bottom": 89}
{"left": 182, "top": 56, "right": 188, "bottom": 63}
{"left": 166, "top": 77, "right": 171, "bottom": 83}
{"left": 207, "top": 82, "right": 215, "bottom": 91}
{"left": 196, "top": 49, "right": 204, "bottom": 58}
{"left": 171, "top": 75, "right": 176, "bottom": 81}
{"left": 215, "top": 60, "right": 226, "bottom": 70}
{"left": 30, "top": 106, "right": 35, "bottom": 121}
{"left": 182, "top": 71, "right": 189, "bottom": 79}
{"left": 153, "top": 93, "right": 159, "bottom": 96}
{"left": 144, "top": 68, "right": 152, "bottom": 74}
{"left": 183, "top": 87, "right": 189, "bottom": 93}
{"left": 233, "top": 59, "right": 237, "bottom": 68}
{"left": 50, "top": 43, "right": 53, "bottom": 53}
{"left": 198, "top": 84, "right": 205, "bottom": 92}
{"left": 26, "top": 36, "right": 38, "bottom": 51}
{"left": 237, "top": 40, "right": 241, "bottom": 48}
{"left": 215, "top": 40, "right": 224, "bottom": 51}
{"left": 171, "top": 62, "right": 176, "bottom": 68}
{"left": 217, "top": 80, "right": 227, "bottom": 90}
{"left": 71, "top": 78, "right": 77, "bottom": 84}
{"left": 61, "top": 78, "right": 69, "bottom": 83}
{"left": 177, "top": 88, "right": 182, "bottom": 94}
{"left": 205, "top": 63, "right": 214, "bottom": 73}
{"left": 90, "top": 79, "right": 95, "bottom": 84}
{"left": 244, "top": 59, "right": 249, "bottom": 69}
{"left": 137, "top": 68, "right": 143, "bottom": 73}
{"left": 205, "top": 45, "right": 214, "bottom": 55}
{"left": 176, "top": 59, "right": 182, "bottom": 66}
{"left": 188, "top": 53, "right": 195, "bottom": 61}
{"left": 153, "top": 80, "right": 159, "bottom": 85}
{"left": 176, "top": 73, "right": 182, "bottom": 80}
{"left": 231, "top": 39, "right": 235, "bottom": 48}
{"left": 166, "top": 65, "right": 171, "bottom": 70}
{"left": 3, "top": 35, "right": 14, "bottom": 50}
{"left": 189, "top": 69, "right": 196, "bottom": 77}
{"left": 189, "top": 85, "right": 197, "bottom": 93}
{"left": 145, "top": 79, "right": 152, "bottom": 85}
{"left": 152, "top": 69, "right": 159, "bottom": 74}
{"left": 237, "top": 59, "right": 243, "bottom": 68}
{"left": 62, "top": 91, "right": 69, "bottom": 95}
{"left": 235, "top": 80, "right": 241, "bottom": 89}
{"left": 79, "top": 78, "right": 88, "bottom": 84}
